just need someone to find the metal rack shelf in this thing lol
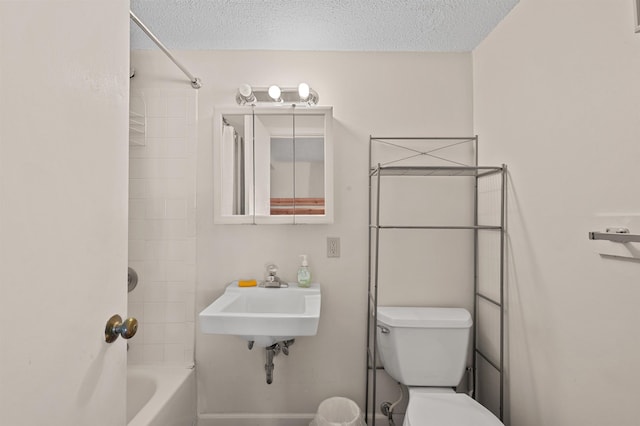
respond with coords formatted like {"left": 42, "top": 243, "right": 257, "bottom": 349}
{"left": 365, "top": 136, "right": 507, "bottom": 425}
{"left": 370, "top": 225, "right": 503, "bottom": 230}
{"left": 370, "top": 165, "right": 504, "bottom": 178}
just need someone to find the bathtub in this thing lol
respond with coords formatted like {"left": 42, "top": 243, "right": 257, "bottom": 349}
{"left": 127, "top": 366, "right": 196, "bottom": 426}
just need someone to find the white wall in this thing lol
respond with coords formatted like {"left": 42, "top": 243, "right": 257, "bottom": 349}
{"left": 130, "top": 50, "right": 474, "bottom": 424}
{"left": 127, "top": 88, "right": 198, "bottom": 367}
{"left": 474, "top": 1, "right": 640, "bottom": 425}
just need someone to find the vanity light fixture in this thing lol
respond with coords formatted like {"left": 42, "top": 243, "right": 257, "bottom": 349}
{"left": 235, "top": 84, "right": 256, "bottom": 105}
{"left": 235, "top": 83, "right": 319, "bottom": 106}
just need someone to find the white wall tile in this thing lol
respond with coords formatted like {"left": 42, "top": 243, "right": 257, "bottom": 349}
{"left": 128, "top": 159, "right": 147, "bottom": 179}
{"left": 129, "top": 179, "right": 147, "bottom": 198}
{"left": 128, "top": 220, "right": 146, "bottom": 240}
{"left": 128, "top": 240, "right": 146, "bottom": 261}
{"left": 166, "top": 302, "right": 185, "bottom": 323}
{"left": 146, "top": 199, "right": 166, "bottom": 219}
{"left": 184, "top": 292, "right": 196, "bottom": 320}
{"left": 166, "top": 117, "right": 187, "bottom": 138}
{"left": 144, "top": 302, "right": 166, "bottom": 323}
{"left": 145, "top": 219, "right": 188, "bottom": 240}
{"left": 161, "top": 158, "right": 188, "bottom": 179}
{"left": 165, "top": 323, "right": 186, "bottom": 344}
{"left": 166, "top": 282, "right": 187, "bottom": 301}
{"left": 143, "top": 323, "right": 165, "bottom": 344}
{"left": 142, "top": 260, "right": 167, "bottom": 281}
{"left": 146, "top": 178, "right": 188, "bottom": 198}
{"left": 145, "top": 96, "right": 168, "bottom": 118}
{"left": 186, "top": 215, "right": 197, "bottom": 238}
{"left": 163, "top": 138, "right": 188, "bottom": 158}
{"left": 164, "top": 344, "right": 186, "bottom": 363}
{"left": 128, "top": 199, "right": 146, "bottom": 219}
{"left": 165, "top": 199, "right": 187, "bottom": 219}
{"left": 186, "top": 239, "right": 197, "bottom": 262}
{"left": 146, "top": 117, "right": 166, "bottom": 138}
{"left": 165, "top": 240, "right": 188, "bottom": 261}
{"left": 165, "top": 261, "right": 195, "bottom": 281}
{"left": 144, "top": 241, "right": 164, "bottom": 260}
{"left": 143, "top": 282, "right": 168, "bottom": 302}
{"left": 128, "top": 87, "right": 197, "bottom": 367}
{"left": 142, "top": 344, "right": 165, "bottom": 364}
{"left": 184, "top": 322, "right": 195, "bottom": 347}
{"left": 183, "top": 349, "right": 194, "bottom": 364}
{"left": 167, "top": 96, "right": 187, "bottom": 118}
{"left": 131, "top": 137, "right": 162, "bottom": 158}
{"left": 167, "top": 179, "right": 190, "bottom": 198}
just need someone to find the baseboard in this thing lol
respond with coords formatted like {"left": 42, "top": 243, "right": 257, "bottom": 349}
{"left": 197, "top": 413, "right": 315, "bottom": 426}
{"left": 197, "top": 412, "right": 389, "bottom": 426}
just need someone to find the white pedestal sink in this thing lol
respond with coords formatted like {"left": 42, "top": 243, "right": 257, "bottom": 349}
{"left": 199, "top": 281, "right": 321, "bottom": 347}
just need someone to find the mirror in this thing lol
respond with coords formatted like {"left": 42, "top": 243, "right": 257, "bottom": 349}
{"left": 214, "top": 106, "right": 333, "bottom": 224}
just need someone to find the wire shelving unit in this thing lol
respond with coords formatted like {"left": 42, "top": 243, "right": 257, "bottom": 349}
{"left": 365, "top": 136, "right": 507, "bottom": 425}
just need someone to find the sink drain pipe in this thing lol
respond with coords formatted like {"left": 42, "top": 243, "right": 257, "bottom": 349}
{"left": 248, "top": 339, "right": 294, "bottom": 384}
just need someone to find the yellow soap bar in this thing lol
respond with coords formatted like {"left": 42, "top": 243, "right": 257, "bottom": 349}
{"left": 238, "top": 279, "right": 257, "bottom": 287}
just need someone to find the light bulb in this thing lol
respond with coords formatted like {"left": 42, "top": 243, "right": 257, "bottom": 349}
{"left": 268, "top": 85, "right": 281, "bottom": 100}
{"left": 298, "top": 83, "right": 310, "bottom": 100}
{"left": 239, "top": 83, "right": 252, "bottom": 98}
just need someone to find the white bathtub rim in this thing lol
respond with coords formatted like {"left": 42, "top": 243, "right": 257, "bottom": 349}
{"left": 127, "top": 365, "right": 195, "bottom": 426}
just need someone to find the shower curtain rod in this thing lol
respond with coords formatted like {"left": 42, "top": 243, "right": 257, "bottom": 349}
{"left": 130, "top": 11, "right": 202, "bottom": 89}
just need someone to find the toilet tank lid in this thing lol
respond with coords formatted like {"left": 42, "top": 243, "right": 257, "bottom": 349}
{"left": 377, "top": 307, "right": 472, "bottom": 329}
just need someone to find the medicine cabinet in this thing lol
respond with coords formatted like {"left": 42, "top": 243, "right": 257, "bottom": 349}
{"left": 213, "top": 106, "right": 333, "bottom": 224}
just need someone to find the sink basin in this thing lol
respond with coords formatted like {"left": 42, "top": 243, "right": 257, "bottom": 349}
{"left": 199, "top": 281, "right": 321, "bottom": 347}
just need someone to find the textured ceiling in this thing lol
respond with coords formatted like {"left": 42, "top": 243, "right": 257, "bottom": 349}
{"left": 130, "top": 0, "right": 519, "bottom": 52}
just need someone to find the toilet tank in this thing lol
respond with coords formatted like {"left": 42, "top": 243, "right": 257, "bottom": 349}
{"left": 376, "top": 307, "right": 472, "bottom": 387}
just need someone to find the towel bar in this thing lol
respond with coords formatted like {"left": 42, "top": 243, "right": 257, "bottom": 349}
{"left": 588, "top": 228, "right": 640, "bottom": 243}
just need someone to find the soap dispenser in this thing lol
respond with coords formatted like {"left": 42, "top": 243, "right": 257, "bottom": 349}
{"left": 297, "top": 255, "right": 311, "bottom": 288}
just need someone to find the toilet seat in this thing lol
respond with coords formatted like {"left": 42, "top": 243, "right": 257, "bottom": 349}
{"left": 404, "top": 388, "right": 503, "bottom": 426}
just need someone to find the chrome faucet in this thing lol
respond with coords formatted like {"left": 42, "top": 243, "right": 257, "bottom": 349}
{"left": 260, "top": 264, "right": 288, "bottom": 288}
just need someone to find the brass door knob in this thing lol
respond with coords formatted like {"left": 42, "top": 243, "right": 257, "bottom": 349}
{"left": 105, "top": 314, "right": 138, "bottom": 343}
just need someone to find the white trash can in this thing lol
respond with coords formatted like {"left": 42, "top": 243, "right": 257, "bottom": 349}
{"left": 310, "top": 397, "right": 366, "bottom": 426}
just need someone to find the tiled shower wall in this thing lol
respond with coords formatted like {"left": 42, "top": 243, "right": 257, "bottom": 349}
{"left": 127, "top": 88, "right": 197, "bottom": 366}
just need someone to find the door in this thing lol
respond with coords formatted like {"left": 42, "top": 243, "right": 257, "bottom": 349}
{"left": 0, "top": 2, "right": 130, "bottom": 425}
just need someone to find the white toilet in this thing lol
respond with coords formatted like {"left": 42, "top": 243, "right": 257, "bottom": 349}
{"left": 376, "top": 306, "right": 504, "bottom": 426}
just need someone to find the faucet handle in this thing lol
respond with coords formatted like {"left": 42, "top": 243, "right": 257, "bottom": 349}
{"left": 266, "top": 264, "right": 278, "bottom": 276}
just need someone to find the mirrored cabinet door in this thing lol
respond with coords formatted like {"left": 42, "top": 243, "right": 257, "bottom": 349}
{"left": 213, "top": 106, "right": 333, "bottom": 224}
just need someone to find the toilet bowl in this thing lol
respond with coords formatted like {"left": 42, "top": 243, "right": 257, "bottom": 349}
{"left": 376, "top": 306, "right": 503, "bottom": 426}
